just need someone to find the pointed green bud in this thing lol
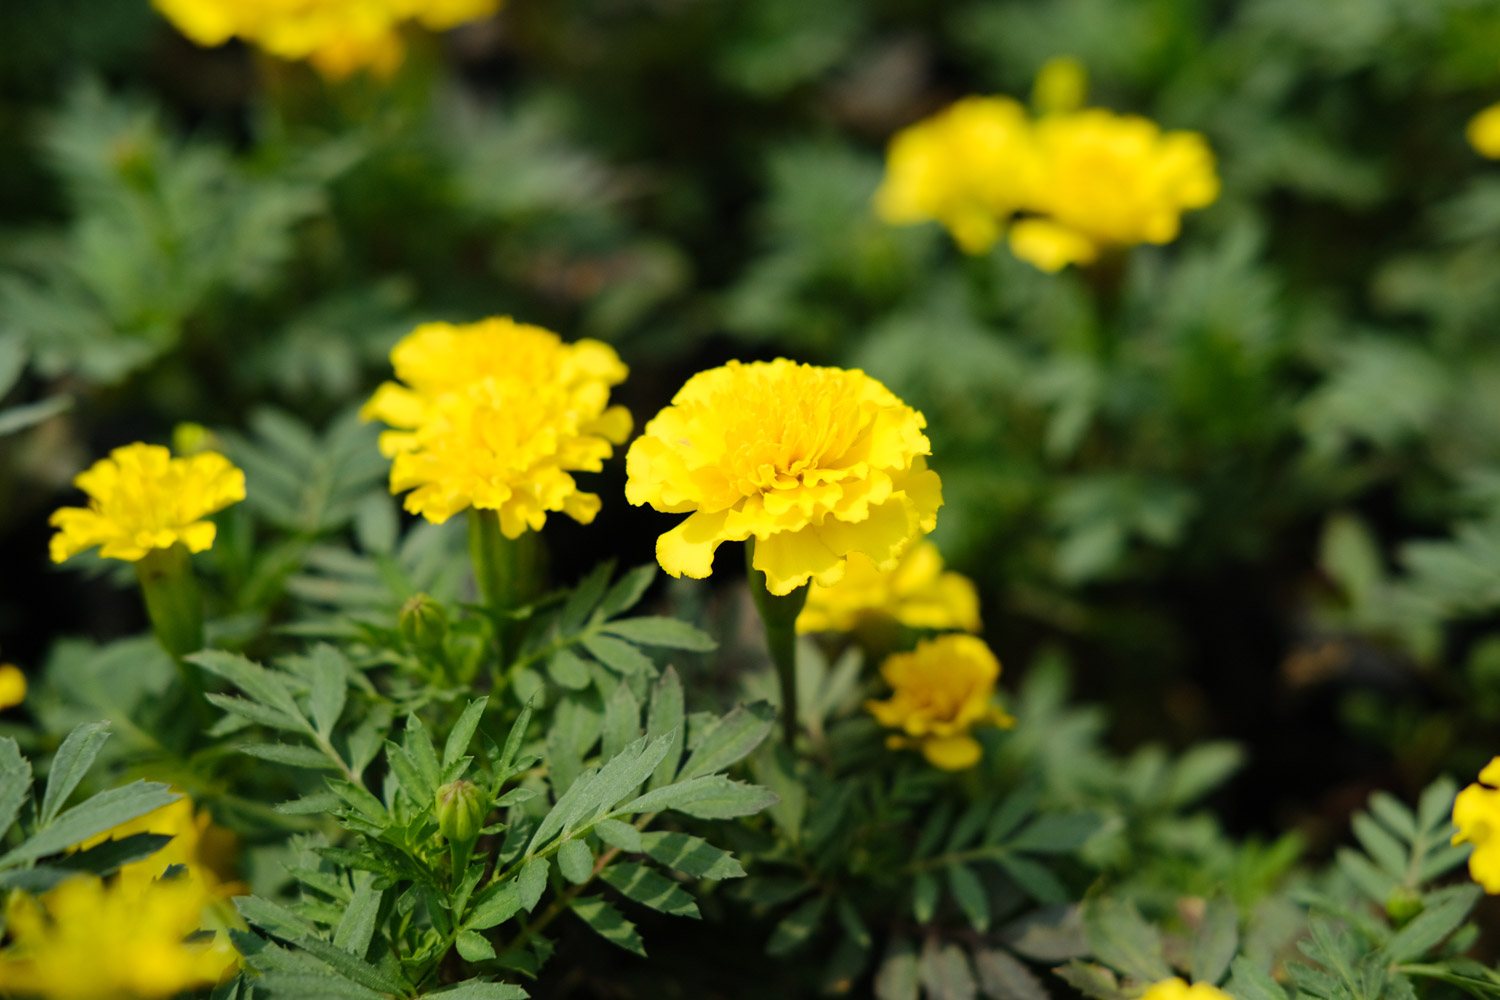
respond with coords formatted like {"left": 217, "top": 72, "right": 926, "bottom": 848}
{"left": 400, "top": 594, "right": 449, "bottom": 653}
{"left": 435, "top": 779, "right": 485, "bottom": 844}
{"left": 1386, "top": 886, "right": 1422, "bottom": 926}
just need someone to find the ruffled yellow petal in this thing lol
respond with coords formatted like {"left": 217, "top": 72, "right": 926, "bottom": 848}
{"left": 1008, "top": 218, "right": 1099, "bottom": 272}
{"left": 865, "top": 634, "right": 1010, "bottom": 770}
{"left": 921, "top": 735, "right": 983, "bottom": 771}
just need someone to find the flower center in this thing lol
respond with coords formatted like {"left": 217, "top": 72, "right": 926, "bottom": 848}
{"left": 713, "top": 365, "right": 867, "bottom": 495}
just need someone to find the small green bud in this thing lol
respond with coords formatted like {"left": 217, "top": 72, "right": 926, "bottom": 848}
{"left": 435, "top": 779, "right": 486, "bottom": 844}
{"left": 400, "top": 594, "right": 449, "bottom": 653}
{"left": 1386, "top": 886, "right": 1422, "bottom": 926}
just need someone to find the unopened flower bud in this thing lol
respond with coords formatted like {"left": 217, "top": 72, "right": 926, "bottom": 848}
{"left": 400, "top": 594, "right": 449, "bottom": 653}
{"left": 1386, "top": 886, "right": 1422, "bottom": 926}
{"left": 435, "top": 780, "right": 485, "bottom": 844}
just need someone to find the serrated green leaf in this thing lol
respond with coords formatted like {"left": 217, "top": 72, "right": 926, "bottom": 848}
{"left": 289, "top": 933, "right": 412, "bottom": 996}
{"left": 40, "top": 722, "right": 111, "bottom": 826}
{"left": 206, "top": 694, "right": 304, "bottom": 732}
{"left": 1387, "top": 885, "right": 1481, "bottom": 962}
{"left": 600, "top": 617, "right": 716, "bottom": 651}
{"left": 1226, "top": 956, "right": 1289, "bottom": 1000}
{"left": 995, "top": 852, "right": 1066, "bottom": 905}
{"left": 601, "top": 684, "right": 640, "bottom": 761}
{"left": 252, "top": 971, "right": 387, "bottom": 999}
{"left": 306, "top": 644, "right": 348, "bottom": 741}
{"left": 640, "top": 831, "right": 745, "bottom": 879}
{"left": 570, "top": 896, "right": 644, "bottom": 956}
{"left": 645, "top": 667, "right": 684, "bottom": 791}
{"left": 594, "top": 818, "right": 642, "bottom": 853}
{"left": 456, "top": 930, "right": 497, "bottom": 962}
{"left": 386, "top": 741, "right": 436, "bottom": 807}
{"left": 496, "top": 702, "right": 532, "bottom": 781}
{"left": 1337, "top": 847, "right": 1399, "bottom": 905}
{"left": 678, "top": 702, "right": 776, "bottom": 780}
{"left": 0, "top": 738, "right": 32, "bottom": 840}
{"left": 240, "top": 743, "right": 338, "bottom": 771}
{"left": 1, "top": 781, "right": 177, "bottom": 868}
{"left": 769, "top": 893, "right": 828, "bottom": 955}
{"left": 54, "top": 831, "right": 171, "bottom": 877}
{"left": 235, "top": 895, "right": 325, "bottom": 940}
{"left": 1083, "top": 899, "right": 1171, "bottom": 983}
{"left": 617, "top": 774, "right": 777, "bottom": 820}
{"left": 1166, "top": 743, "right": 1243, "bottom": 806}
{"left": 1417, "top": 777, "right": 1459, "bottom": 834}
{"left": 332, "top": 873, "right": 383, "bottom": 958}
{"left": 443, "top": 698, "right": 489, "bottom": 775}
{"left": 948, "top": 864, "right": 991, "bottom": 932}
{"left": 601, "top": 861, "right": 699, "bottom": 918}
{"left": 1352, "top": 811, "right": 1409, "bottom": 881}
{"left": 1190, "top": 896, "right": 1238, "bottom": 986}
{"left": 518, "top": 857, "right": 548, "bottom": 912}
{"left": 560, "top": 561, "right": 615, "bottom": 635}
{"left": 594, "top": 564, "right": 656, "bottom": 622}
{"left": 1053, "top": 961, "right": 1123, "bottom": 1000}
{"left": 465, "top": 880, "right": 522, "bottom": 931}
{"left": 581, "top": 635, "right": 656, "bottom": 676}
{"left": 913, "top": 871, "right": 939, "bottom": 924}
{"left": 558, "top": 838, "right": 594, "bottom": 884}
{"left": 547, "top": 649, "right": 591, "bottom": 690}
{"left": 1006, "top": 813, "right": 1101, "bottom": 855}
{"left": 402, "top": 715, "right": 442, "bottom": 795}
{"left": 974, "top": 948, "right": 1049, "bottom": 1000}
{"left": 421, "top": 981, "right": 528, "bottom": 999}
{"left": 188, "top": 651, "right": 305, "bottom": 723}
{"left": 1368, "top": 792, "right": 1418, "bottom": 841}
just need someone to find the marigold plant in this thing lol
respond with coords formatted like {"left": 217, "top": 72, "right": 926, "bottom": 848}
{"left": 1453, "top": 756, "right": 1500, "bottom": 892}
{"left": 865, "top": 633, "right": 1013, "bottom": 770}
{"left": 796, "top": 537, "right": 980, "bottom": 634}
{"left": 625, "top": 358, "right": 942, "bottom": 597}
{"left": 48, "top": 443, "right": 246, "bottom": 565}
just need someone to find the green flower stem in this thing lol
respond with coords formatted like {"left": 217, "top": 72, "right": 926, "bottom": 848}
{"left": 746, "top": 538, "right": 808, "bottom": 747}
{"left": 135, "top": 543, "right": 206, "bottom": 700}
{"left": 467, "top": 509, "right": 537, "bottom": 667}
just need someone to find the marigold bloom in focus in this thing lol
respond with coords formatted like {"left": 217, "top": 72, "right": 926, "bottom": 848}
{"left": 151, "top": 0, "right": 502, "bottom": 79}
{"left": 865, "top": 634, "right": 1012, "bottom": 770}
{"left": 1010, "top": 109, "right": 1219, "bottom": 272}
{"left": 0, "top": 664, "right": 24, "bottom": 710}
{"left": 625, "top": 359, "right": 942, "bottom": 597}
{"left": 797, "top": 538, "right": 980, "bottom": 635}
{"left": 1469, "top": 102, "right": 1500, "bottom": 159}
{"left": 1139, "top": 979, "right": 1234, "bottom": 1000}
{"left": 1453, "top": 756, "right": 1500, "bottom": 892}
{"left": 874, "top": 96, "right": 1038, "bottom": 254}
{"left": 363, "top": 318, "right": 632, "bottom": 534}
{"left": 49, "top": 443, "right": 246, "bottom": 565}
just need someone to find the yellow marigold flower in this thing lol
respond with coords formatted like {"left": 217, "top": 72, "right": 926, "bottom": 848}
{"left": 1139, "top": 979, "right": 1234, "bottom": 1000}
{"left": 76, "top": 796, "right": 241, "bottom": 899}
{"left": 865, "top": 634, "right": 1013, "bottom": 770}
{"left": 1033, "top": 56, "right": 1087, "bottom": 115}
{"left": 1468, "top": 102, "right": 1500, "bottom": 159}
{"left": 0, "top": 874, "right": 237, "bottom": 999}
{"left": 49, "top": 443, "right": 246, "bottom": 565}
{"left": 0, "top": 664, "right": 24, "bottom": 710}
{"left": 625, "top": 359, "right": 943, "bottom": 597}
{"left": 151, "top": 0, "right": 501, "bottom": 79}
{"left": 875, "top": 96, "right": 1038, "bottom": 254}
{"left": 364, "top": 318, "right": 631, "bottom": 534}
{"left": 1010, "top": 109, "right": 1218, "bottom": 271}
{"left": 1453, "top": 756, "right": 1500, "bottom": 892}
{"left": 797, "top": 538, "right": 980, "bottom": 634}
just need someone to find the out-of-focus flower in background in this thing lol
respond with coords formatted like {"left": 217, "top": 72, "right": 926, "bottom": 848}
{"left": 797, "top": 537, "right": 980, "bottom": 635}
{"left": 865, "top": 633, "right": 1013, "bottom": 770}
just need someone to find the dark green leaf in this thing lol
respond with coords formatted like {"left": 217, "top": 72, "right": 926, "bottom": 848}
{"left": 1190, "top": 896, "right": 1238, "bottom": 986}
{"left": 456, "top": 930, "right": 497, "bottom": 962}
{"left": 768, "top": 894, "right": 829, "bottom": 955}
{"left": 601, "top": 617, "right": 716, "bottom": 651}
{"left": 679, "top": 702, "right": 776, "bottom": 780}
{"left": 595, "top": 564, "right": 656, "bottom": 622}
{"left": 558, "top": 838, "right": 594, "bottom": 884}
{"left": 547, "top": 650, "right": 591, "bottom": 690}
{"left": 618, "top": 774, "right": 777, "bottom": 820}
{"left": 240, "top": 743, "right": 338, "bottom": 771}
{"left": 640, "top": 831, "right": 746, "bottom": 880}
{"left": 570, "top": 896, "right": 645, "bottom": 956}
{"left": 974, "top": 948, "right": 1049, "bottom": 1000}
{"left": 913, "top": 871, "right": 939, "bottom": 924}
{"left": 645, "top": 667, "right": 685, "bottom": 790}
{"left": 581, "top": 635, "right": 656, "bottom": 676}
{"left": 518, "top": 857, "right": 548, "bottom": 912}
{"left": 2, "top": 781, "right": 177, "bottom": 867}
{"left": 601, "top": 862, "right": 700, "bottom": 918}
{"left": 40, "top": 722, "right": 111, "bottom": 826}
{"left": 1387, "top": 885, "right": 1481, "bottom": 962}
{"left": 948, "top": 864, "right": 991, "bottom": 932}
{"left": 1083, "top": 899, "right": 1172, "bottom": 983}
{"left": 1226, "top": 956, "right": 1289, "bottom": 1000}
{"left": 594, "top": 818, "right": 642, "bottom": 853}
{"left": 1006, "top": 813, "right": 1101, "bottom": 855}
{"left": 0, "top": 738, "right": 32, "bottom": 840}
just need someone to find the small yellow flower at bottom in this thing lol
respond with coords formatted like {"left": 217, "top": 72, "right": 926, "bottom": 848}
{"left": 865, "top": 634, "right": 1013, "bottom": 770}
{"left": 1468, "top": 102, "right": 1500, "bottom": 160}
{"left": 0, "top": 665, "right": 24, "bottom": 710}
{"left": 1139, "top": 979, "right": 1235, "bottom": 1000}
{"left": 797, "top": 538, "right": 980, "bottom": 634}
{"left": 0, "top": 873, "right": 237, "bottom": 1000}
{"left": 49, "top": 443, "right": 245, "bottom": 564}
{"left": 1452, "top": 756, "right": 1500, "bottom": 892}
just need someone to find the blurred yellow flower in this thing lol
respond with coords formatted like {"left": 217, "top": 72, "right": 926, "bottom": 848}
{"left": 874, "top": 96, "right": 1038, "bottom": 254}
{"left": 49, "top": 444, "right": 246, "bottom": 565}
{"left": 365, "top": 318, "right": 631, "bottom": 533}
{"left": 151, "top": 0, "right": 501, "bottom": 79}
{"left": 1011, "top": 109, "right": 1219, "bottom": 271}
{"left": 797, "top": 538, "right": 980, "bottom": 634}
{"left": 1033, "top": 56, "right": 1087, "bottom": 115}
{"left": 0, "top": 873, "right": 237, "bottom": 999}
{"left": 865, "top": 634, "right": 1012, "bottom": 770}
{"left": 1468, "top": 102, "right": 1500, "bottom": 159}
{"left": 76, "top": 796, "right": 241, "bottom": 899}
{"left": 626, "top": 359, "right": 942, "bottom": 597}
{"left": 0, "top": 665, "right": 24, "bottom": 710}
{"left": 1453, "top": 756, "right": 1500, "bottom": 892}
{"left": 1139, "top": 979, "right": 1234, "bottom": 1000}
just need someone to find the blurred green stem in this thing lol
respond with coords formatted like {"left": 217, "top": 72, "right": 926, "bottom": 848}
{"left": 468, "top": 509, "right": 536, "bottom": 668}
{"left": 135, "top": 543, "right": 206, "bottom": 704}
{"left": 746, "top": 538, "right": 808, "bottom": 747}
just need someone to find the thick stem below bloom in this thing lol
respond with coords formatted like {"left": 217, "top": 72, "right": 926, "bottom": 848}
{"left": 135, "top": 543, "right": 206, "bottom": 704}
{"left": 467, "top": 509, "right": 538, "bottom": 669}
{"left": 746, "top": 538, "right": 808, "bottom": 747}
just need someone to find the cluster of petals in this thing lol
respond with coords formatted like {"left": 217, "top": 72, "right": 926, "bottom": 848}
{"left": 875, "top": 69, "right": 1219, "bottom": 271}
{"left": 362, "top": 317, "right": 632, "bottom": 536}
{"left": 152, "top": 0, "right": 500, "bottom": 79}
{"left": 865, "top": 634, "right": 1013, "bottom": 771}
{"left": 625, "top": 359, "right": 942, "bottom": 597}
{"left": 49, "top": 443, "right": 246, "bottom": 565}
{"left": 1453, "top": 756, "right": 1500, "bottom": 892}
{"left": 0, "top": 796, "right": 240, "bottom": 999}
{"left": 1139, "top": 980, "right": 1235, "bottom": 1000}
{"left": 797, "top": 538, "right": 981, "bottom": 635}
